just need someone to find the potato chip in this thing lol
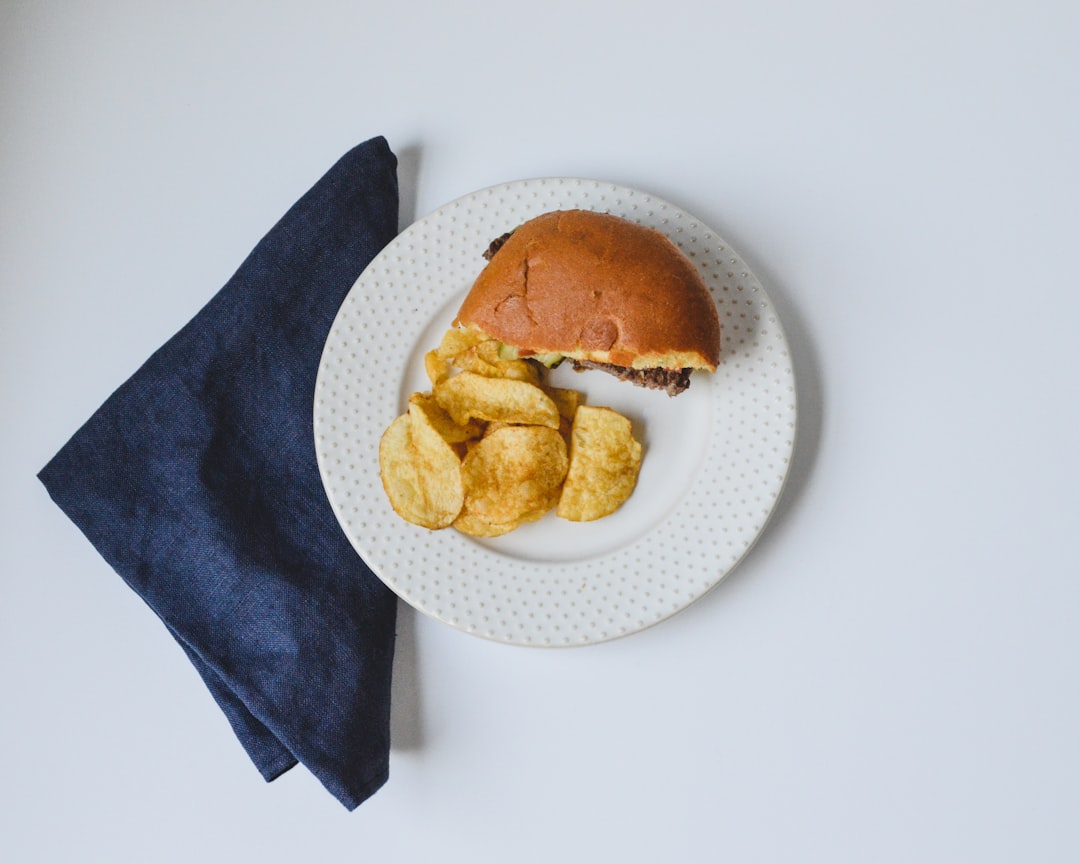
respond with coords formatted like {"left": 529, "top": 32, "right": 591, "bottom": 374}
{"left": 408, "top": 392, "right": 483, "bottom": 444}
{"left": 473, "top": 341, "right": 542, "bottom": 383}
{"left": 452, "top": 503, "right": 550, "bottom": 538}
{"left": 557, "top": 405, "right": 642, "bottom": 522}
{"left": 434, "top": 371, "right": 560, "bottom": 429}
{"left": 424, "top": 350, "right": 450, "bottom": 386}
{"left": 446, "top": 339, "right": 539, "bottom": 383}
{"left": 378, "top": 327, "right": 645, "bottom": 536}
{"left": 500, "top": 358, "right": 540, "bottom": 384}
{"left": 451, "top": 511, "right": 521, "bottom": 538}
{"left": 458, "top": 425, "right": 568, "bottom": 526}
{"left": 436, "top": 326, "right": 484, "bottom": 360}
{"left": 472, "top": 339, "right": 508, "bottom": 365}
{"left": 378, "top": 409, "right": 464, "bottom": 530}
{"left": 449, "top": 342, "right": 503, "bottom": 378}
{"left": 543, "top": 386, "right": 581, "bottom": 422}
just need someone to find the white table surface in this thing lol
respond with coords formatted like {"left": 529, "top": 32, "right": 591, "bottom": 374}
{"left": 4, "top": 2, "right": 1079, "bottom": 861}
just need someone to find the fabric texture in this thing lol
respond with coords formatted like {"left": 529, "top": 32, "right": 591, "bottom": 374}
{"left": 38, "top": 136, "right": 401, "bottom": 810}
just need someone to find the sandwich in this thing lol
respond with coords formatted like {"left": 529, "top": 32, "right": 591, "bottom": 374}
{"left": 452, "top": 209, "right": 720, "bottom": 396}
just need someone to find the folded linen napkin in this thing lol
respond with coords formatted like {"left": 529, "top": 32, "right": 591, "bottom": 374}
{"left": 38, "top": 136, "right": 401, "bottom": 810}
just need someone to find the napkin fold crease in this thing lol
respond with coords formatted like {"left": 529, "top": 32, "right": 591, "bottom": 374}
{"left": 38, "top": 136, "right": 401, "bottom": 810}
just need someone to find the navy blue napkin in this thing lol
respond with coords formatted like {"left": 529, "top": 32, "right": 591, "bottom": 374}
{"left": 38, "top": 136, "right": 401, "bottom": 810}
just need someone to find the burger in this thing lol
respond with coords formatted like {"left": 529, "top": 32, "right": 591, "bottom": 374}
{"left": 452, "top": 209, "right": 721, "bottom": 396}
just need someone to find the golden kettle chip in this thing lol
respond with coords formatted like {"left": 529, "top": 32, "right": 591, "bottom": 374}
{"left": 556, "top": 405, "right": 643, "bottom": 522}
{"left": 434, "top": 371, "right": 560, "bottom": 429}
{"left": 459, "top": 425, "right": 568, "bottom": 526}
{"left": 377, "top": 406, "right": 465, "bottom": 530}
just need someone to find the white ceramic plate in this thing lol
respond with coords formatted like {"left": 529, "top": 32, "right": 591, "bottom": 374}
{"left": 314, "top": 178, "right": 796, "bottom": 647}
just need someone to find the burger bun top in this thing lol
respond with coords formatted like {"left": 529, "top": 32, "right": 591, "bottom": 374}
{"left": 453, "top": 209, "right": 721, "bottom": 372}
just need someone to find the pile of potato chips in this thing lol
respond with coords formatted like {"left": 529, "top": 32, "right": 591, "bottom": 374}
{"left": 378, "top": 327, "right": 643, "bottom": 536}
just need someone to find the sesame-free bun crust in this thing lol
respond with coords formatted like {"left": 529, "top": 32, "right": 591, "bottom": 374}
{"left": 453, "top": 210, "right": 721, "bottom": 371}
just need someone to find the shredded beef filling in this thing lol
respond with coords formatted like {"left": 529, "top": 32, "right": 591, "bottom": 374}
{"left": 571, "top": 360, "right": 692, "bottom": 397}
{"left": 483, "top": 231, "right": 514, "bottom": 261}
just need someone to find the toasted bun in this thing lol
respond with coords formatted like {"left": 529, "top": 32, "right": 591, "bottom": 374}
{"left": 453, "top": 210, "right": 720, "bottom": 371}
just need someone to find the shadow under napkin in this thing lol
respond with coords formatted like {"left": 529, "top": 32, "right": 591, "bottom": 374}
{"left": 38, "top": 136, "right": 401, "bottom": 811}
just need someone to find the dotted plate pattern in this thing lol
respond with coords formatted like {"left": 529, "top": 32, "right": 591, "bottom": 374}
{"left": 314, "top": 178, "right": 797, "bottom": 647}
